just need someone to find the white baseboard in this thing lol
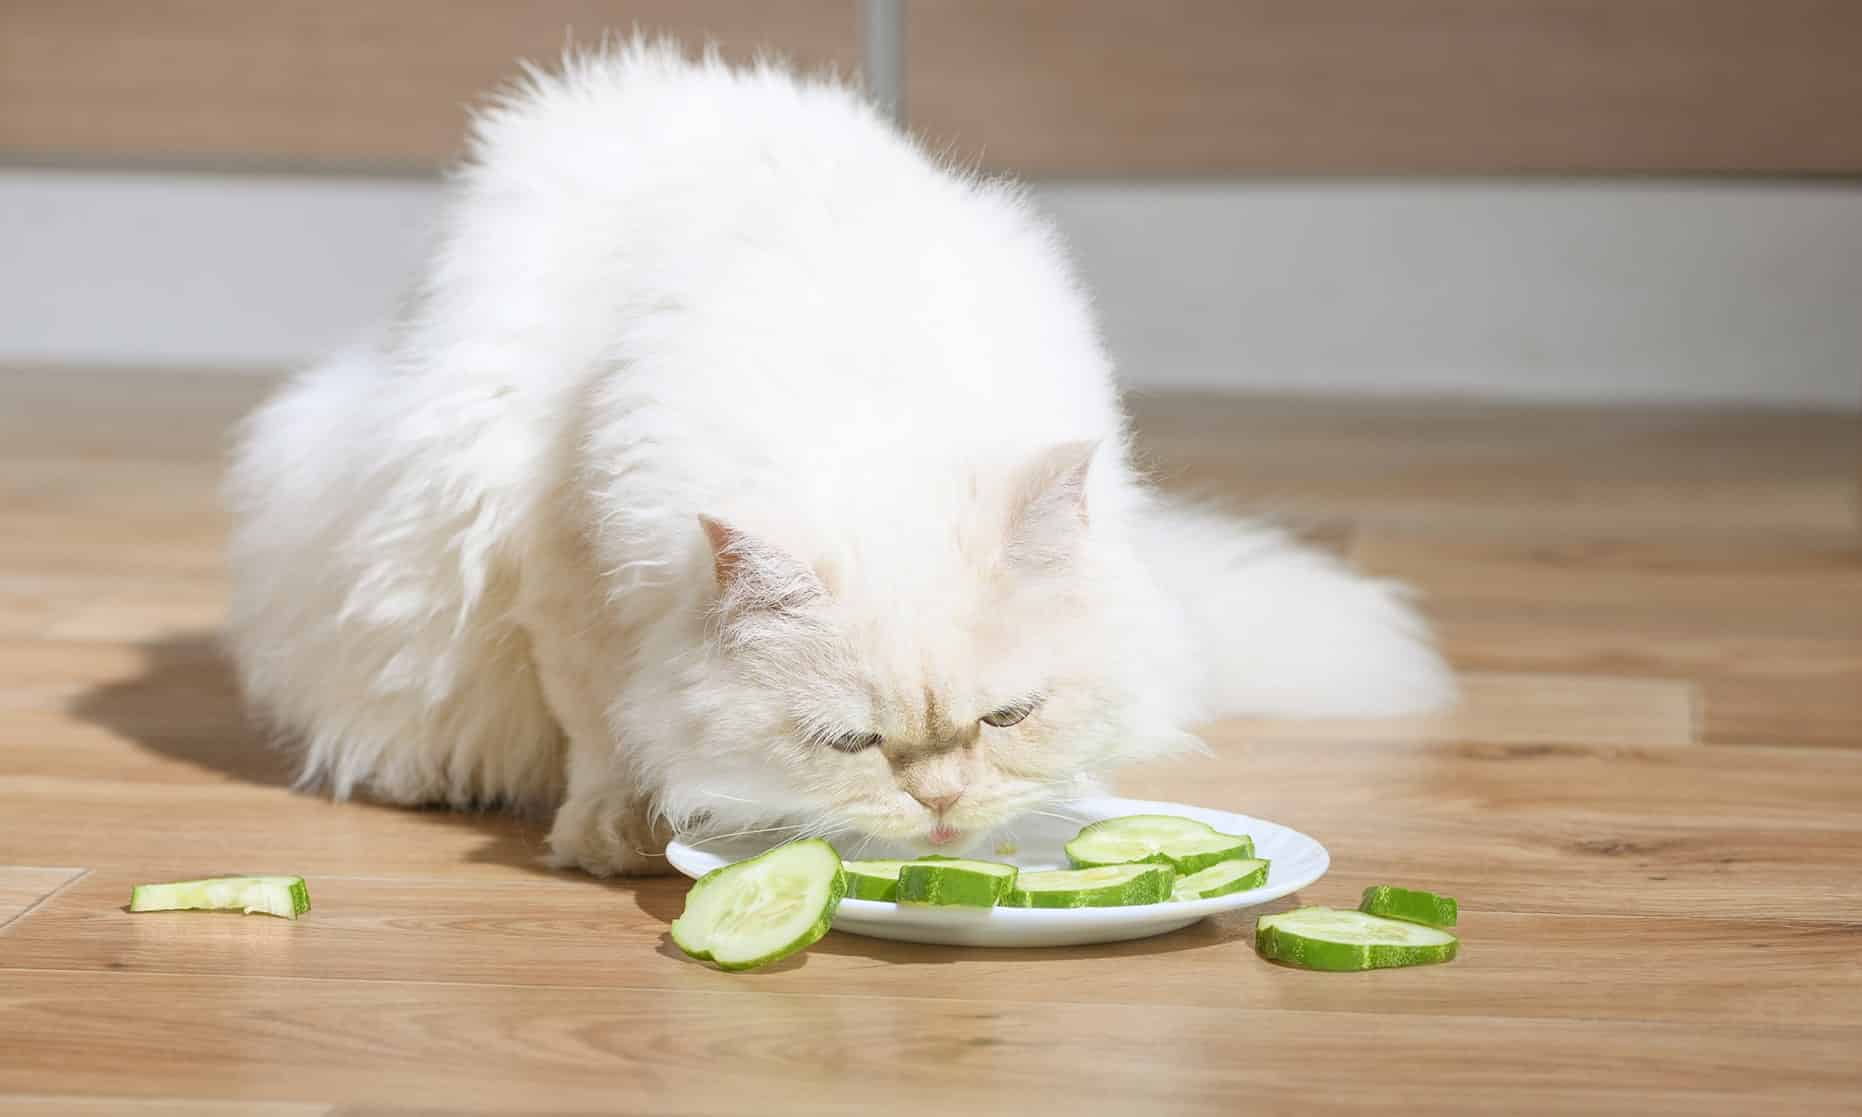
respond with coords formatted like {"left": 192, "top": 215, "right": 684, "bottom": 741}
{"left": 3, "top": 168, "right": 1857, "bottom": 407}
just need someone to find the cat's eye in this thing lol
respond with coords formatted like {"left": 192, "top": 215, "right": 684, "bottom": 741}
{"left": 829, "top": 731, "right": 884, "bottom": 753}
{"left": 981, "top": 696, "right": 1043, "bottom": 729}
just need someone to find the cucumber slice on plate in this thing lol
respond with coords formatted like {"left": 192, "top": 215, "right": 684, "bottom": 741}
{"left": 1359, "top": 884, "right": 1458, "bottom": 928}
{"left": 842, "top": 859, "right": 909, "bottom": 901}
{"left": 1066, "top": 814, "right": 1254, "bottom": 874}
{"left": 1171, "top": 858, "right": 1269, "bottom": 901}
{"left": 895, "top": 859, "right": 1018, "bottom": 907}
{"left": 670, "top": 839, "right": 846, "bottom": 971}
{"left": 1255, "top": 907, "right": 1458, "bottom": 971}
{"left": 128, "top": 875, "right": 310, "bottom": 919}
{"left": 1005, "top": 863, "right": 1175, "bottom": 908}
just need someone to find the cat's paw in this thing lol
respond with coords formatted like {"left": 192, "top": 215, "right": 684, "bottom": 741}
{"left": 546, "top": 789, "right": 678, "bottom": 877}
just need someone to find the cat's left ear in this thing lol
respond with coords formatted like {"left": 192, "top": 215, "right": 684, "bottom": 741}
{"left": 698, "top": 515, "right": 826, "bottom": 616}
{"left": 1006, "top": 439, "right": 1097, "bottom": 569}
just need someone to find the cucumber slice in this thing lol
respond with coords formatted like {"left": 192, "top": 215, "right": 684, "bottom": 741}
{"left": 895, "top": 859, "right": 1018, "bottom": 907}
{"left": 1255, "top": 907, "right": 1459, "bottom": 971}
{"left": 1171, "top": 858, "right": 1269, "bottom": 901}
{"left": 842, "top": 859, "right": 909, "bottom": 901}
{"left": 1065, "top": 814, "right": 1254, "bottom": 874}
{"left": 670, "top": 839, "right": 845, "bottom": 971}
{"left": 1359, "top": 884, "right": 1458, "bottom": 928}
{"left": 1004, "top": 863, "right": 1174, "bottom": 908}
{"left": 127, "top": 875, "right": 310, "bottom": 919}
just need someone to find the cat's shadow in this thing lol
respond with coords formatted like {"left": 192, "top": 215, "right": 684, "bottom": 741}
{"left": 63, "top": 629, "right": 632, "bottom": 897}
{"left": 806, "top": 906, "right": 1272, "bottom": 967}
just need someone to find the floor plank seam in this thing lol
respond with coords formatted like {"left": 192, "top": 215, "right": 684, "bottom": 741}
{"left": 1441, "top": 909, "right": 1862, "bottom": 925}
{"left": 0, "top": 868, "right": 90, "bottom": 936}
{"left": 6, "top": 966, "right": 1861, "bottom": 1032}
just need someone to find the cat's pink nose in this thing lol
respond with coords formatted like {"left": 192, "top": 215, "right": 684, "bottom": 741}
{"left": 914, "top": 789, "right": 963, "bottom": 815}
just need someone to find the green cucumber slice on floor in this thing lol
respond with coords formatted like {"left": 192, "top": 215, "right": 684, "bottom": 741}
{"left": 842, "top": 859, "right": 910, "bottom": 901}
{"left": 1255, "top": 907, "right": 1458, "bottom": 971}
{"left": 1004, "top": 863, "right": 1175, "bottom": 908}
{"left": 1066, "top": 814, "right": 1254, "bottom": 874}
{"left": 1171, "top": 858, "right": 1269, "bottom": 901}
{"left": 670, "top": 839, "right": 845, "bottom": 971}
{"left": 895, "top": 859, "right": 1017, "bottom": 907}
{"left": 1359, "top": 884, "right": 1458, "bottom": 928}
{"left": 127, "top": 875, "right": 310, "bottom": 919}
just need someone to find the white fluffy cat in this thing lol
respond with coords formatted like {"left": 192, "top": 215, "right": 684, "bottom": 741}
{"left": 226, "top": 42, "right": 1452, "bottom": 876}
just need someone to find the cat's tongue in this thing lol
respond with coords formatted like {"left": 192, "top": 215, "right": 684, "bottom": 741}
{"left": 927, "top": 824, "right": 960, "bottom": 846}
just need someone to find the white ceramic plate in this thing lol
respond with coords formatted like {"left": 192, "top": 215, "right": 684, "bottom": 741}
{"left": 665, "top": 796, "right": 1328, "bottom": 948}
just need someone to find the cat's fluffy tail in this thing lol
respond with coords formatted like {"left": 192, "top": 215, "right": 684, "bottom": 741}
{"left": 1139, "top": 496, "right": 1456, "bottom": 721}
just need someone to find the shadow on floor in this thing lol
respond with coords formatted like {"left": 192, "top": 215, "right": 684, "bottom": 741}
{"left": 61, "top": 629, "right": 629, "bottom": 897}
{"left": 802, "top": 903, "right": 1283, "bottom": 967}
{"left": 66, "top": 630, "right": 292, "bottom": 786}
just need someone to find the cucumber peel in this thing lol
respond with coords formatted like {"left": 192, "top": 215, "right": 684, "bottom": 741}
{"left": 1255, "top": 906, "right": 1458, "bottom": 971}
{"left": 896, "top": 859, "right": 1017, "bottom": 907}
{"left": 128, "top": 875, "right": 310, "bottom": 919}
{"left": 1171, "top": 857, "right": 1269, "bottom": 901}
{"left": 1360, "top": 884, "right": 1458, "bottom": 927}
{"left": 1066, "top": 814, "right": 1253, "bottom": 874}
{"left": 842, "top": 859, "right": 910, "bottom": 901}
{"left": 1005, "top": 863, "right": 1174, "bottom": 908}
{"left": 670, "top": 839, "right": 845, "bottom": 971}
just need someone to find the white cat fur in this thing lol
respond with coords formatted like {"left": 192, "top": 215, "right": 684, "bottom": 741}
{"left": 226, "top": 42, "right": 1453, "bottom": 874}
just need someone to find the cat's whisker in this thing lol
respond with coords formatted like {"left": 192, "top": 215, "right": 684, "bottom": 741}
{"left": 739, "top": 808, "right": 852, "bottom": 854}
{"left": 797, "top": 818, "right": 853, "bottom": 845}
{"left": 676, "top": 821, "right": 812, "bottom": 848}
{"left": 691, "top": 789, "right": 758, "bottom": 804}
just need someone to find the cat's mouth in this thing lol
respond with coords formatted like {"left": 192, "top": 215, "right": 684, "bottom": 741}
{"left": 926, "top": 823, "right": 961, "bottom": 846}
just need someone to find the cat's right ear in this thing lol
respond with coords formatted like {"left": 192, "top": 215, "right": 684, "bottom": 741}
{"left": 698, "top": 515, "right": 826, "bottom": 617}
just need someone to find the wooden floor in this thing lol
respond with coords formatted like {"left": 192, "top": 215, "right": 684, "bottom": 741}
{"left": 2, "top": 366, "right": 1859, "bottom": 1115}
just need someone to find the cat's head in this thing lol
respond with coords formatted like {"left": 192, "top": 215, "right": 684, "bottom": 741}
{"left": 664, "top": 441, "right": 1198, "bottom": 854}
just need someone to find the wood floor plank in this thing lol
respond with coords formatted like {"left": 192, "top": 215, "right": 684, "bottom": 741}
{"left": 0, "top": 971, "right": 1854, "bottom": 1114}
{"left": 0, "top": 776, "right": 554, "bottom": 882}
{"left": 6, "top": 871, "right": 1859, "bottom": 1029}
{"left": 1131, "top": 395, "right": 1862, "bottom": 546}
{"left": 0, "top": 868, "right": 85, "bottom": 932}
{"left": 0, "top": 576, "right": 72, "bottom": 641}
{"left": 0, "top": 1097, "right": 328, "bottom": 1115}
{"left": 41, "top": 589, "right": 228, "bottom": 645}
{"left": 0, "top": 639, "right": 224, "bottom": 712}
{"left": 0, "top": 366, "right": 271, "bottom": 462}
{"left": 0, "top": 715, "right": 289, "bottom": 787}
{"left": 1698, "top": 673, "right": 1862, "bottom": 751}
{"left": 1435, "top": 619, "right": 1861, "bottom": 749}
{"left": 1351, "top": 534, "right": 1862, "bottom": 748}
{"left": 1355, "top": 535, "right": 1862, "bottom": 640}
{"left": 0, "top": 572, "right": 223, "bottom": 643}
{"left": 2, "top": 737, "right": 1855, "bottom": 920}
{"left": 1122, "top": 738, "right": 1862, "bottom": 921}
{"left": 1221, "top": 671, "right": 1697, "bottom": 748}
